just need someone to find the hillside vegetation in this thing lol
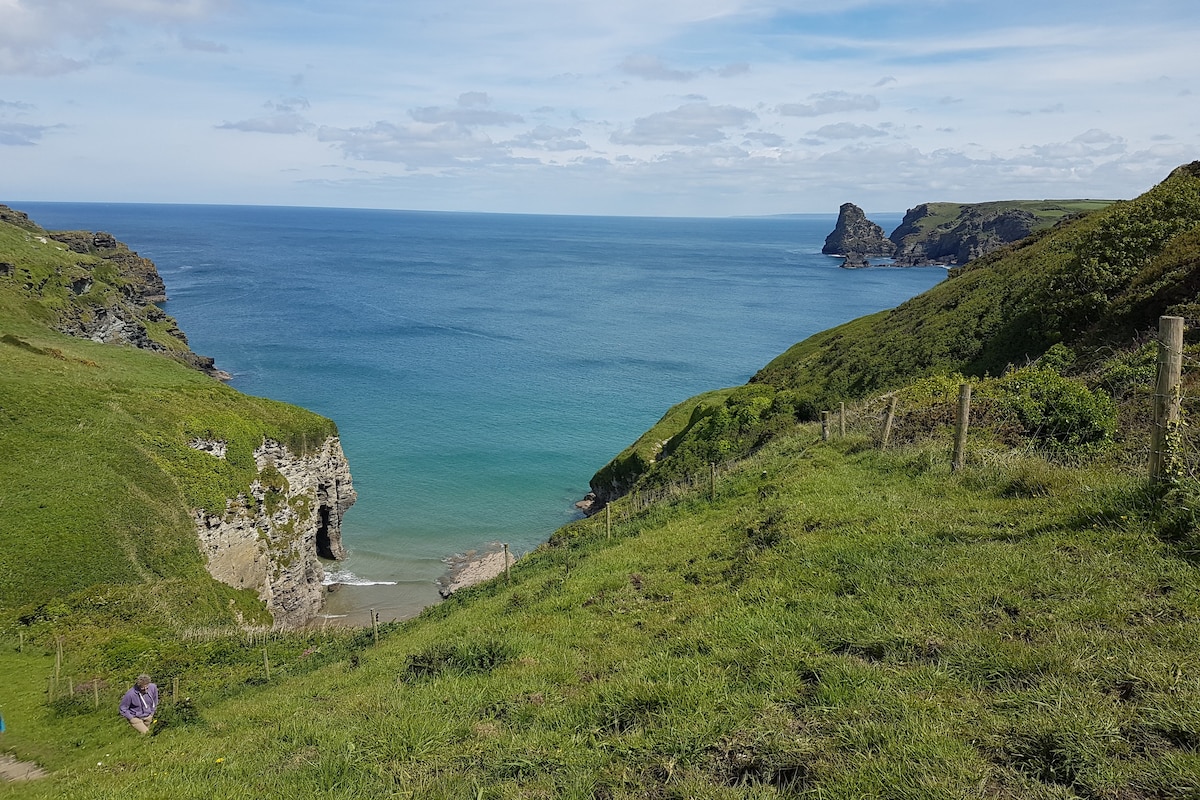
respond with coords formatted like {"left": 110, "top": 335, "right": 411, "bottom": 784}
{"left": 0, "top": 211, "right": 337, "bottom": 619}
{"left": 3, "top": 430, "right": 1198, "bottom": 798}
{"left": 3, "top": 165, "right": 1200, "bottom": 798}
{"left": 895, "top": 200, "right": 1115, "bottom": 232}
{"left": 591, "top": 163, "right": 1200, "bottom": 500}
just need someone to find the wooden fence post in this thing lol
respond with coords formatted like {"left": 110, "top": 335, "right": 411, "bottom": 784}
{"left": 709, "top": 462, "right": 716, "bottom": 502}
{"left": 605, "top": 505, "right": 611, "bottom": 540}
{"left": 1150, "top": 315, "right": 1185, "bottom": 484}
{"left": 263, "top": 647, "right": 270, "bottom": 680}
{"left": 821, "top": 411, "right": 831, "bottom": 442}
{"left": 881, "top": 395, "right": 898, "bottom": 449}
{"left": 952, "top": 383, "right": 972, "bottom": 472}
{"left": 503, "top": 543, "right": 511, "bottom": 584}
{"left": 371, "top": 609, "right": 379, "bottom": 646}
{"left": 839, "top": 402, "right": 846, "bottom": 437}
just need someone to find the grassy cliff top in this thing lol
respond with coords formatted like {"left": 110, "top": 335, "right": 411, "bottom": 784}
{"left": 895, "top": 199, "right": 1115, "bottom": 231}
{"left": 2, "top": 428, "right": 1197, "bottom": 798}
{"left": 0, "top": 209, "right": 337, "bottom": 617}
{"left": 754, "top": 164, "right": 1200, "bottom": 403}
{"left": 4, "top": 168, "right": 1200, "bottom": 796}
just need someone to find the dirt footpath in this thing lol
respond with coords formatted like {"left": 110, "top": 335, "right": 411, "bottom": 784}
{"left": 0, "top": 754, "right": 47, "bottom": 782}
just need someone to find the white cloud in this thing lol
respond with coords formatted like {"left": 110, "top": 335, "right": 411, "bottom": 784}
{"left": 179, "top": 35, "right": 228, "bottom": 53}
{"left": 0, "top": 120, "right": 61, "bottom": 145}
{"left": 620, "top": 54, "right": 696, "bottom": 82}
{"left": 778, "top": 91, "right": 880, "bottom": 117}
{"left": 217, "top": 112, "right": 313, "bottom": 135}
{"left": 611, "top": 103, "right": 757, "bottom": 146}
{"left": 508, "top": 124, "right": 590, "bottom": 151}
{"left": 811, "top": 122, "right": 889, "bottom": 139}
{"left": 1026, "top": 129, "right": 1127, "bottom": 162}
{"left": 318, "top": 120, "right": 516, "bottom": 170}
{"left": 217, "top": 97, "right": 314, "bottom": 134}
{"left": 618, "top": 55, "right": 748, "bottom": 83}
{"left": 410, "top": 93, "right": 524, "bottom": 127}
{"left": 743, "top": 131, "right": 785, "bottom": 147}
{"left": 0, "top": 0, "right": 226, "bottom": 75}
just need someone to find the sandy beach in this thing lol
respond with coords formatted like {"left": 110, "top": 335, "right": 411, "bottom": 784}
{"left": 438, "top": 546, "right": 516, "bottom": 597}
{"left": 314, "top": 543, "right": 517, "bottom": 627}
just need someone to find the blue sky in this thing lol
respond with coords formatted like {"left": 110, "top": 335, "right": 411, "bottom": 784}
{"left": 1, "top": 0, "right": 1196, "bottom": 216}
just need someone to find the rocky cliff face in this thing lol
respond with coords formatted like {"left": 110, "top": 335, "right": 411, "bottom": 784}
{"left": 193, "top": 437, "right": 356, "bottom": 628}
{"left": 0, "top": 205, "right": 226, "bottom": 378}
{"left": 822, "top": 203, "right": 896, "bottom": 264}
{"left": 890, "top": 204, "right": 1038, "bottom": 266}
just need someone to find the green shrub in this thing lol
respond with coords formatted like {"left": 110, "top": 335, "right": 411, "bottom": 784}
{"left": 401, "top": 638, "right": 516, "bottom": 681}
{"left": 1100, "top": 343, "right": 1156, "bottom": 398}
{"left": 48, "top": 692, "right": 95, "bottom": 718}
{"left": 1045, "top": 175, "right": 1200, "bottom": 332}
{"left": 1038, "top": 343, "right": 1075, "bottom": 371}
{"left": 154, "top": 696, "right": 201, "bottom": 730}
{"left": 986, "top": 366, "right": 1117, "bottom": 452}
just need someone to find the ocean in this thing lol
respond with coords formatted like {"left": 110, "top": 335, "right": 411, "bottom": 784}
{"left": 15, "top": 203, "right": 945, "bottom": 621}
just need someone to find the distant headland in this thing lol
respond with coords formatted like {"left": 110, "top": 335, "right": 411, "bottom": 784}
{"left": 823, "top": 198, "right": 1116, "bottom": 268}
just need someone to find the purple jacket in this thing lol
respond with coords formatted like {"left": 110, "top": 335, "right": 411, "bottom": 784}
{"left": 118, "top": 684, "right": 158, "bottom": 720}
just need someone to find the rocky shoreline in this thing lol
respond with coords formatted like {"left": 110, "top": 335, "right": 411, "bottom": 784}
{"left": 437, "top": 544, "right": 516, "bottom": 597}
{"left": 819, "top": 199, "right": 1093, "bottom": 270}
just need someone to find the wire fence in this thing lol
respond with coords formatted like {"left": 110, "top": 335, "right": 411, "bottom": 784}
{"left": 588, "top": 315, "right": 1200, "bottom": 534}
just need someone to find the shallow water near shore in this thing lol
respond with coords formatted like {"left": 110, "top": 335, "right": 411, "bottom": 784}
{"left": 16, "top": 203, "right": 944, "bottom": 621}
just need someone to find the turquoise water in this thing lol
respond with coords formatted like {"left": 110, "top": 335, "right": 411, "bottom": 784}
{"left": 17, "top": 203, "right": 944, "bottom": 619}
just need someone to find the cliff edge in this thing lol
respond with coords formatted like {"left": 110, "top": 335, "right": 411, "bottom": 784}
{"left": 0, "top": 204, "right": 228, "bottom": 378}
{"left": 194, "top": 437, "right": 356, "bottom": 628}
{"left": 820, "top": 199, "right": 1114, "bottom": 269}
{"left": 0, "top": 206, "right": 353, "bottom": 628}
{"left": 889, "top": 203, "right": 1040, "bottom": 266}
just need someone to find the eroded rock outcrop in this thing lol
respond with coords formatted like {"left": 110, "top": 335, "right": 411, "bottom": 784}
{"left": 0, "top": 205, "right": 225, "bottom": 378}
{"left": 822, "top": 203, "right": 896, "bottom": 264}
{"left": 890, "top": 204, "right": 1039, "bottom": 266}
{"left": 193, "top": 437, "right": 356, "bottom": 628}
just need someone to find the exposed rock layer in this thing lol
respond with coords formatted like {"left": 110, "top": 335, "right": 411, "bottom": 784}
{"left": 0, "top": 205, "right": 225, "bottom": 378}
{"left": 890, "top": 204, "right": 1038, "bottom": 266}
{"left": 822, "top": 203, "right": 896, "bottom": 262}
{"left": 194, "top": 437, "right": 356, "bottom": 628}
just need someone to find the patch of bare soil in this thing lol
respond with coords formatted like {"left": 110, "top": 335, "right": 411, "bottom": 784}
{"left": 0, "top": 754, "right": 47, "bottom": 782}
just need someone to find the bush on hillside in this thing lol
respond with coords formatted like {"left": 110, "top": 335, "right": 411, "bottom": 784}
{"left": 985, "top": 366, "right": 1117, "bottom": 453}
{"left": 638, "top": 385, "right": 806, "bottom": 487}
{"left": 401, "top": 638, "right": 516, "bottom": 681}
{"left": 1046, "top": 174, "right": 1200, "bottom": 334}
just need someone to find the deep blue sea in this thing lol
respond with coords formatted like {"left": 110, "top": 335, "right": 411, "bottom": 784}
{"left": 16, "top": 203, "right": 944, "bottom": 620}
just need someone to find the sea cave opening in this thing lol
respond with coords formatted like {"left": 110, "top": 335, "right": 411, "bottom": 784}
{"left": 315, "top": 503, "right": 335, "bottom": 560}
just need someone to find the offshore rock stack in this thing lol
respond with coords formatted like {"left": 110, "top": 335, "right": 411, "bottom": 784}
{"left": 822, "top": 202, "right": 896, "bottom": 268}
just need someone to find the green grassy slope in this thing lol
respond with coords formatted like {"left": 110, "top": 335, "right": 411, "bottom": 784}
{"left": 587, "top": 162, "right": 1200, "bottom": 525}
{"left": 4, "top": 170, "right": 1200, "bottom": 797}
{"left": 755, "top": 164, "right": 1200, "bottom": 404}
{"left": 0, "top": 212, "right": 337, "bottom": 618}
{"left": 895, "top": 199, "right": 1115, "bottom": 235}
{"left": 3, "top": 432, "right": 1198, "bottom": 798}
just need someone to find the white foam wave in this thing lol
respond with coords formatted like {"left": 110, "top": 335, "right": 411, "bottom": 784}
{"left": 322, "top": 570, "right": 397, "bottom": 587}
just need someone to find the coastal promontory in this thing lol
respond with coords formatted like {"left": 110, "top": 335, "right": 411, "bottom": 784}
{"left": 0, "top": 206, "right": 354, "bottom": 629}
